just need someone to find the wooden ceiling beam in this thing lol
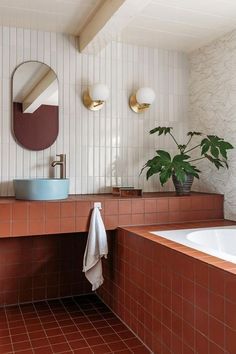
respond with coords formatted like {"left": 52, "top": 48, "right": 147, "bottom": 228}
{"left": 78, "top": 0, "right": 152, "bottom": 54}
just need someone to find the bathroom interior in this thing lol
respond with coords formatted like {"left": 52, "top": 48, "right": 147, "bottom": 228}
{"left": 0, "top": 0, "right": 236, "bottom": 353}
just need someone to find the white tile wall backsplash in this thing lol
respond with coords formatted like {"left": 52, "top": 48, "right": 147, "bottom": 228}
{"left": 0, "top": 26, "right": 189, "bottom": 196}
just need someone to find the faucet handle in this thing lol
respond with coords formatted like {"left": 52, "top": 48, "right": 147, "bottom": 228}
{"left": 56, "top": 154, "right": 66, "bottom": 161}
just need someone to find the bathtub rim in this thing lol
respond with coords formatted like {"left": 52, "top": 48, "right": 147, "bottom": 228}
{"left": 150, "top": 226, "right": 236, "bottom": 264}
{"left": 119, "top": 219, "right": 236, "bottom": 274}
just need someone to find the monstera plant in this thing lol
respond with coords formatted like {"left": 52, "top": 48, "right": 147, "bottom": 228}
{"left": 141, "top": 127, "right": 233, "bottom": 195}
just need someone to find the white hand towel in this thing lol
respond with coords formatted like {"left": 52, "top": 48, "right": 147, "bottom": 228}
{"left": 83, "top": 207, "right": 108, "bottom": 291}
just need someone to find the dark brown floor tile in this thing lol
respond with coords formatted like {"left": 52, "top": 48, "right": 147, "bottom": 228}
{"left": 0, "top": 329, "right": 10, "bottom": 338}
{"left": 61, "top": 324, "right": 79, "bottom": 334}
{"left": 31, "top": 338, "right": 50, "bottom": 348}
{"left": 12, "top": 341, "right": 32, "bottom": 352}
{"left": 73, "top": 348, "right": 93, "bottom": 354}
{"left": 51, "top": 342, "right": 71, "bottom": 353}
{"left": 69, "top": 339, "right": 89, "bottom": 350}
{"left": 64, "top": 332, "right": 83, "bottom": 341}
{"left": 87, "top": 314, "right": 104, "bottom": 322}
{"left": 86, "top": 335, "right": 105, "bottom": 346}
{"left": 57, "top": 319, "right": 75, "bottom": 327}
{"left": 38, "top": 315, "right": 55, "bottom": 324}
{"left": 108, "top": 340, "right": 129, "bottom": 351}
{"left": 81, "top": 329, "right": 99, "bottom": 338}
{"left": 93, "top": 320, "right": 110, "bottom": 328}
{"left": 106, "top": 317, "right": 122, "bottom": 326}
{"left": 33, "top": 346, "right": 53, "bottom": 354}
{"left": 0, "top": 336, "right": 11, "bottom": 346}
{"left": 9, "top": 326, "right": 27, "bottom": 335}
{"left": 2, "top": 295, "right": 149, "bottom": 354}
{"left": 91, "top": 343, "right": 112, "bottom": 353}
{"left": 48, "top": 335, "right": 67, "bottom": 345}
{"left": 97, "top": 327, "right": 116, "bottom": 336}
{"left": 27, "top": 330, "right": 45, "bottom": 340}
{"left": 76, "top": 322, "right": 94, "bottom": 331}
{"left": 11, "top": 333, "right": 29, "bottom": 343}
{"left": 26, "top": 324, "right": 43, "bottom": 333}
{"left": 118, "top": 330, "right": 136, "bottom": 340}
{"left": 0, "top": 343, "right": 13, "bottom": 353}
{"left": 102, "top": 333, "right": 122, "bottom": 343}
{"left": 45, "top": 328, "right": 63, "bottom": 337}
{"left": 131, "top": 346, "right": 151, "bottom": 353}
{"left": 8, "top": 320, "right": 25, "bottom": 329}
{"left": 124, "top": 337, "right": 143, "bottom": 348}
{"left": 111, "top": 324, "right": 128, "bottom": 333}
{"left": 42, "top": 321, "right": 59, "bottom": 330}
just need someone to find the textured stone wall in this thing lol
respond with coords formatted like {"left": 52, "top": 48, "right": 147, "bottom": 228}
{"left": 189, "top": 29, "right": 236, "bottom": 220}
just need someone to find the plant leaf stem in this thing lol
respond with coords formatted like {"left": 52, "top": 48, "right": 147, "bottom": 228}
{"left": 168, "top": 132, "right": 179, "bottom": 147}
{"left": 188, "top": 157, "right": 205, "bottom": 163}
{"left": 184, "top": 136, "right": 193, "bottom": 150}
{"left": 184, "top": 144, "right": 201, "bottom": 154}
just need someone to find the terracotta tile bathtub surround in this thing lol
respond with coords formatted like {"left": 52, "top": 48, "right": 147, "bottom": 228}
{"left": 98, "top": 220, "right": 236, "bottom": 354}
{"left": 0, "top": 294, "right": 149, "bottom": 354}
{"left": 0, "top": 192, "right": 223, "bottom": 237}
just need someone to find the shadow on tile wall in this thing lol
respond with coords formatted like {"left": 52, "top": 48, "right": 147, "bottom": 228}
{"left": 0, "top": 233, "right": 97, "bottom": 306}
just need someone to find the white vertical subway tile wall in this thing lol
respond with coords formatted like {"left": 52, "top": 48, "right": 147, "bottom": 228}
{"left": 0, "top": 26, "right": 189, "bottom": 196}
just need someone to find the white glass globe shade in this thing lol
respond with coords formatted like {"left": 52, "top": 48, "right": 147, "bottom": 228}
{"left": 136, "top": 87, "right": 155, "bottom": 104}
{"left": 89, "top": 83, "right": 109, "bottom": 101}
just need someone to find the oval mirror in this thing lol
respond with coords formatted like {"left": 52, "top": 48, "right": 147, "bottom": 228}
{"left": 12, "top": 61, "right": 59, "bottom": 151}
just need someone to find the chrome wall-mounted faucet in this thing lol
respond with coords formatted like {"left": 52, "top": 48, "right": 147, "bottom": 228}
{"left": 51, "top": 154, "right": 66, "bottom": 179}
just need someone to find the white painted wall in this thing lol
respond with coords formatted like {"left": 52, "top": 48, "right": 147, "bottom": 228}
{"left": 0, "top": 26, "right": 189, "bottom": 196}
{"left": 189, "top": 29, "right": 236, "bottom": 220}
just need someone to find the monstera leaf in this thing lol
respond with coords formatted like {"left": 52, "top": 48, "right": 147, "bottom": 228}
{"left": 187, "top": 131, "right": 202, "bottom": 137}
{"left": 142, "top": 150, "right": 200, "bottom": 186}
{"left": 150, "top": 127, "right": 173, "bottom": 135}
{"left": 201, "top": 135, "right": 233, "bottom": 160}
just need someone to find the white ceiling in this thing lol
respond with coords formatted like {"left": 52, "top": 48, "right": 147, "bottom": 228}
{"left": 121, "top": 0, "right": 236, "bottom": 52}
{"left": 0, "top": 0, "right": 236, "bottom": 52}
{"left": 0, "top": 0, "right": 103, "bottom": 35}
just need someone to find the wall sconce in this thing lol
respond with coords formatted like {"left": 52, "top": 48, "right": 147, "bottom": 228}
{"left": 129, "top": 87, "right": 155, "bottom": 113}
{"left": 83, "top": 83, "right": 109, "bottom": 111}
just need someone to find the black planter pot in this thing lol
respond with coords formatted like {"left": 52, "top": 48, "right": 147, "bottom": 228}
{"left": 172, "top": 174, "right": 194, "bottom": 196}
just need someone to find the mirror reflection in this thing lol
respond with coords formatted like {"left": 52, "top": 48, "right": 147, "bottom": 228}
{"left": 12, "top": 61, "right": 59, "bottom": 151}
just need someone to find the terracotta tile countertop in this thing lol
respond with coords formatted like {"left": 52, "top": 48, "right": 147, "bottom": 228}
{"left": 0, "top": 191, "right": 222, "bottom": 203}
{"left": 120, "top": 219, "right": 236, "bottom": 274}
{"left": 0, "top": 192, "right": 224, "bottom": 238}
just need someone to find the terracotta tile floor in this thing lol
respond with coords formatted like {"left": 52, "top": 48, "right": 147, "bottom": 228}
{"left": 0, "top": 294, "right": 150, "bottom": 354}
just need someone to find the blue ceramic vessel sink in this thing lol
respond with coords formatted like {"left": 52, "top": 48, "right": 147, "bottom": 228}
{"left": 13, "top": 178, "right": 69, "bottom": 200}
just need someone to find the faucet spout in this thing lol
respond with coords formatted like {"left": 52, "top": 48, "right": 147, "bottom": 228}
{"left": 51, "top": 154, "right": 66, "bottom": 179}
{"left": 51, "top": 161, "right": 62, "bottom": 167}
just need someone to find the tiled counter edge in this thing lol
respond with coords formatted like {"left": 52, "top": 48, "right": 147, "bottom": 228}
{"left": 0, "top": 193, "right": 224, "bottom": 237}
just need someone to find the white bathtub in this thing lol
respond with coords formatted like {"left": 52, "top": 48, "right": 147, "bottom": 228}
{"left": 151, "top": 226, "right": 236, "bottom": 264}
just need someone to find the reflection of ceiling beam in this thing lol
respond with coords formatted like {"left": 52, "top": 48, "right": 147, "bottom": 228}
{"left": 79, "top": 0, "right": 152, "bottom": 54}
{"left": 22, "top": 70, "right": 58, "bottom": 114}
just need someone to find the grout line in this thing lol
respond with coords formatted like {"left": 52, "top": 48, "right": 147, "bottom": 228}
{"left": 96, "top": 292, "right": 153, "bottom": 353}
{"left": 32, "top": 300, "right": 63, "bottom": 353}
{"left": 4, "top": 307, "right": 14, "bottom": 353}
{"left": 15, "top": 304, "right": 34, "bottom": 353}
{"left": 59, "top": 296, "right": 104, "bottom": 350}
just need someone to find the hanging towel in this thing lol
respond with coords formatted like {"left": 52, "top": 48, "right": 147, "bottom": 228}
{"left": 83, "top": 207, "right": 108, "bottom": 291}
